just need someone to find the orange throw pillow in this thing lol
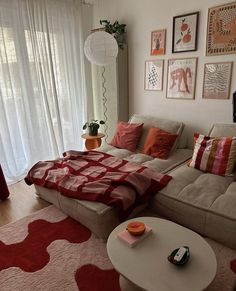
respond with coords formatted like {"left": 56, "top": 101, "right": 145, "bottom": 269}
{"left": 143, "top": 127, "right": 178, "bottom": 159}
{"left": 110, "top": 121, "right": 143, "bottom": 152}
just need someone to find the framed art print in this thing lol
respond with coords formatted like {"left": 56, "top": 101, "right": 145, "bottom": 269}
{"left": 206, "top": 2, "right": 236, "bottom": 56}
{"left": 166, "top": 58, "right": 197, "bottom": 99}
{"left": 203, "top": 62, "right": 233, "bottom": 99}
{"left": 151, "top": 29, "right": 166, "bottom": 55}
{"left": 172, "top": 12, "right": 199, "bottom": 53}
{"left": 144, "top": 60, "right": 164, "bottom": 91}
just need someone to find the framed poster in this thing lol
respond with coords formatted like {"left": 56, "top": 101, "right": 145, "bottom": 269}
{"left": 206, "top": 2, "right": 236, "bottom": 56}
{"left": 144, "top": 60, "right": 164, "bottom": 91}
{"left": 166, "top": 58, "right": 197, "bottom": 99}
{"left": 203, "top": 62, "right": 233, "bottom": 99}
{"left": 172, "top": 12, "right": 199, "bottom": 53}
{"left": 151, "top": 29, "right": 166, "bottom": 55}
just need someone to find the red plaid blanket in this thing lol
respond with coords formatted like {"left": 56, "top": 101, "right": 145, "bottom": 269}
{"left": 25, "top": 151, "right": 172, "bottom": 220}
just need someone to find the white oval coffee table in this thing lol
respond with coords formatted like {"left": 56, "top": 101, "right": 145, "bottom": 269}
{"left": 107, "top": 217, "right": 217, "bottom": 291}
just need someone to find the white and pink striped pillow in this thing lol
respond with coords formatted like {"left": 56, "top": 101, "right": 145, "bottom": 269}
{"left": 189, "top": 133, "right": 236, "bottom": 176}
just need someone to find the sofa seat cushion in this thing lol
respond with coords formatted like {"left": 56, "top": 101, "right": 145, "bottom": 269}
{"left": 34, "top": 184, "right": 147, "bottom": 240}
{"left": 99, "top": 145, "right": 192, "bottom": 173}
{"left": 142, "top": 149, "right": 193, "bottom": 173}
{"left": 34, "top": 184, "right": 119, "bottom": 239}
{"left": 124, "top": 153, "right": 153, "bottom": 164}
{"left": 211, "top": 182, "right": 236, "bottom": 218}
{"left": 152, "top": 163, "right": 236, "bottom": 249}
{"left": 98, "top": 144, "right": 133, "bottom": 159}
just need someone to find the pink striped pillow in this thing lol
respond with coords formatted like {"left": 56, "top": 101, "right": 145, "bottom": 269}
{"left": 189, "top": 133, "right": 236, "bottom": 176}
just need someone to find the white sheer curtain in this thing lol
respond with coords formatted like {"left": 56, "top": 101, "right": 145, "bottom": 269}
{"left": 0, "top": 0, "right": 87, "bottom": 184}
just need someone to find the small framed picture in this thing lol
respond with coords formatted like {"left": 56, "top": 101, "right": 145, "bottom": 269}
{"left": 166, "top": 58, "right": 197, "bottom": 99}
{"left": 203, "top": 62, "right": 233, "bottom": 99}
{"left": 144, "top": 60, "right": 164, "bottom": 91}
{"left": 206, "top": 3, "right": 236, "bottom": 56}
{"left": 151, "top": 29, "right": 166, "bottom": 55}
{"left": 172, "top": 12, "right": 199, "bottom": 53}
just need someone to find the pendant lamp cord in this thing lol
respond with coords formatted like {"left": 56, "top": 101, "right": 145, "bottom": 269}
{"left": 101, "top": 66, "right": 108, "bottom": 143}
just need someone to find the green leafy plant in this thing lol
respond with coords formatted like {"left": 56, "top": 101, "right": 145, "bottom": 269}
{"left": 100, "top": 20, "right": 126, "bottom": 35}
{"left": 100, "top": 20, "right": 126, "bottom": 49}
{"left": 83, "top": 119, "right": 105, "bottom": 136}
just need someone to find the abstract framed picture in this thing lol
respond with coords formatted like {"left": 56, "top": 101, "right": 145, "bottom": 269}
{"left": 144, "top": 60, "right": 164, "bottom": 91}
{"left": 172, "top": 12, "right": 199, "bottom": 53}
{"left": 151, "top": 29, "right": 166, "bottom": 55}
{"left": 203, "top": 62, "right": 233, "bottom": 99}
{"left": 206, "top": 2, "right": 236, "bottom": 56}
{"left": 166, "top": 58, "right": 197, "bottom": 99}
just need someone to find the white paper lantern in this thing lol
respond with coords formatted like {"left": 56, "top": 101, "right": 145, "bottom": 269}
{"left": 84, "top": 31, "right": 118, "bottom": 66}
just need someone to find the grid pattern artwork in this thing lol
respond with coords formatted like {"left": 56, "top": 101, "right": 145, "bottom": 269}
{"left": 144, "top": 60, "right": 164, "bottom": 91}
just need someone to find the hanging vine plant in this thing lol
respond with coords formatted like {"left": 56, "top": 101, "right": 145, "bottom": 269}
{"left": 100, "top": 20, "right": 126, "bottom": 49}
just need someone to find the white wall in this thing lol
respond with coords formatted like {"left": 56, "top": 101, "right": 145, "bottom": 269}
{"left": 92, "top": 0, "right": 236, "bottom": 146}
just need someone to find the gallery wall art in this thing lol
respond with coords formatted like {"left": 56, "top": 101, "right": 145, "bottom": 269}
{"left": 172, "top": 12, "right": 199, "bottom": 53}
{"left": 151, "top": 29, "right": 166, "bottom": 55}
{"left": 166, "top": 58, "right": 197, "bottom": 99}
{"left": 144, "top": 3, "right": 235, "bottom": 103}
{"left": 206, "top": 2, "right": 236, "bottom": 56}
{"left": 203, "top": 62, "right": 233, "bottom": 99}
{"left": 144, "top": 60, "right": 164, "bottom": 91}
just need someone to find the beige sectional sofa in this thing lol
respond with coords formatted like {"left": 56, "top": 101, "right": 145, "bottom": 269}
{"left": 35, "top": 114, "right": 192, "bottom": 239}
{"left": 152, "top": 123, "right": 236, "bottom": 250}
{"left": 34, "top": 115, "right": 236, "bottom": 250}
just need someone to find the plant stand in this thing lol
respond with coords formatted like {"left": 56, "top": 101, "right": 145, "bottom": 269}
{"left": 81, "top": 133, "right": 105, "bottom": 150}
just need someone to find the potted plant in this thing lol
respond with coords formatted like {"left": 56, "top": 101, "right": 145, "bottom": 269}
{"left": 83, "top": 119, "right": 105, "bottom": 136}
{"left": 100, "top": 20, "right": 126, "bottom": 49}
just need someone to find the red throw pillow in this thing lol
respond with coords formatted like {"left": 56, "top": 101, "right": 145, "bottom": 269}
{"left": 143, "top": 127, "right": 178, "bottom": 159}
{"left": 110, "top": 122, "right": 143, "bottom": 151}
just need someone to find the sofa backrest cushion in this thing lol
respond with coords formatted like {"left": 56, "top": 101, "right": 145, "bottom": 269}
{"left": 129, "top": 114, "right": 185, "bottom": 151}
{"left": 209, "top": 123, "right": 236, "bottom": 137}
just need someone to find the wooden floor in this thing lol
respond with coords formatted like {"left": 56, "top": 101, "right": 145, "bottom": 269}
{"left": 0, "top": 180, "right": 50, "bottom": 227}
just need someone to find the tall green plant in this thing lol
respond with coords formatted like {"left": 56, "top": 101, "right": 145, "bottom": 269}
{"left": 100, "top": 20, "right": 126, "bottom": 49}
{"left": 100, "top": 20, "right": 126, "bottom": 35}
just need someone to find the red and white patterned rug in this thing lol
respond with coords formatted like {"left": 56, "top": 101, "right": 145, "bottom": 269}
{"left": 0, "top": 205, "right": 235, "bottom": 291}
